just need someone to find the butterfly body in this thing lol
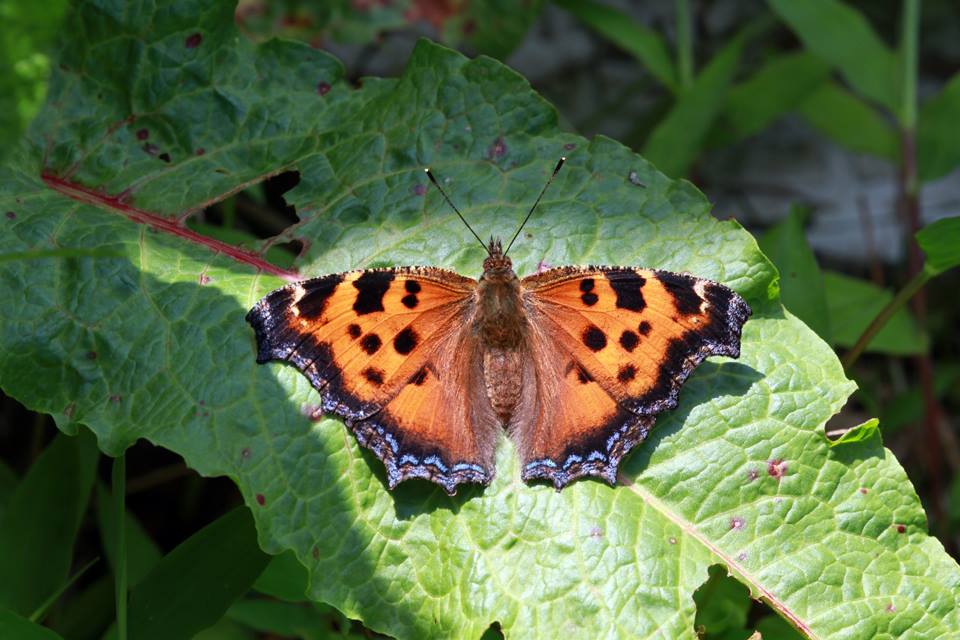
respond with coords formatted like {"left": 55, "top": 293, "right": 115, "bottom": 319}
{"left": 475, "top": 241, "right": 528, "bottom": 421}
{"left": 247, "top": 236, "right": 751, "bottom": 494}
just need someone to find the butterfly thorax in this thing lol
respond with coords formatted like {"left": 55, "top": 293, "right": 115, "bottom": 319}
{"left": 476, "top": 240, "right": 526, "bottom": 349}
{"left": 476, "top": 240, "right": 528, "bottom": 422}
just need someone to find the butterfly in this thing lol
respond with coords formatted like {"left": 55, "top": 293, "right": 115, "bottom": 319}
{"left": 246, "top": 158, "right": 751, "bottom": 494}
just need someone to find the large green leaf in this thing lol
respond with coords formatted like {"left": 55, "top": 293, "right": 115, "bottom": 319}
{"left": 2, "top": 2, "right": 959, "bottom": 638}
{"left": 767, "top": 0, "right": 899, "bottom": 111}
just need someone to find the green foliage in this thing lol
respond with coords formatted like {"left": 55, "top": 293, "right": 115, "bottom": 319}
{"left": 447, "top": 0, "right": 547, "bottom": 60}
{"left": 824, "top": 271, "right": 927, "bottom": 355}
{"left": 252, "top": 552, "right": 311, "bottom": 603}
{"left": 758, "top": 206, "right": 831, "bottom": 343}
{"left": 692, "top": 565, "right": 750, "bottom": 637}
{"left": 235, "top": 0, "right": 543, "bottom": 59}
{"left": 829, "top": 418, "right": 881, "bottom": 447}
{"left": 0, "top": 0, "right": 68, "bottom": 165}
{"left": 712, "top": 52, "right": 830, "bottom": 146}
{"left": 95, "top": 483, "right": 163, "bottom": 587}
{"left": 767, "top": 0, "right": 899, "bottom": 111}
{"left": 0, "top": 460, "right": 16, "bottom": 517}
{"left": 795, "top": 82, "right": 899, "bottom": 160}
{"left": 916, "top": 215, "right": 960, "bottom": 277}
{"left": 0, "top": 431, "right": 98, "bottom": 617}
{"left": 880, "top": 364, "right": 960, "bottom": 434}
{"left": 225, "top": 599, "right": 365, "bottom": 640}
{"left": 918, "top": 73, "right": 960, "bottom": 181}
{"left": 1, "top": 1, "right": 960, "bottom": 638}
{"left": 125, "top": 507, "right": 270, "bottom": 640}
{"left": 553, "top": 0, "right": 676, "bottom": 91}
{"left": 642, "top": 32, "right": 744, "bottom": 177}
{"left": 0, "top": 609, "right": 64, "bottom": 640}
{"left": 758, "top": 208, "right": 929, "bottom": 358}
{"left": 768, "top": 0, "right": 960, "bottom": 183}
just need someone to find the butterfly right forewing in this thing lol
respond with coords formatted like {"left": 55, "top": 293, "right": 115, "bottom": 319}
{"left": 514, "top": 265, "right": 750, "bottom": 488}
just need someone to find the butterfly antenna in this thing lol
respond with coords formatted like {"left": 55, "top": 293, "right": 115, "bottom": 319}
{"left": 504, "top": 157, "right": 566, "bottom": 256}
{"left": 424, "top": 168, "right": 489, "bottom": 254}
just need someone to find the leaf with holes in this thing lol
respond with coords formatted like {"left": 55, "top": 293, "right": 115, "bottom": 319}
{"left": 2, "top": 2, "right": 959, "bottom": 638}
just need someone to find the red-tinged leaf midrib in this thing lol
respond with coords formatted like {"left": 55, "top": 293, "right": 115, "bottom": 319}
{"left": 41, "top": 172, "right": 299, "bottom": 281}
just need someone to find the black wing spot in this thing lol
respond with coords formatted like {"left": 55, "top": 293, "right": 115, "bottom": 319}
{"left": 579, "top": 278, "right": 597, "bottom": 305}
{"left": 582, "top": 325, "right": 607, "bottom": 352}
{"left": 360, "top": 333, "right": 382, "bottom": 354}
{"left": 638, "top": 321, "right": 652, "bottom": 336}
{"left": 363, "top": 367, "right": 385, "bottom": 385}
{"left": 566, "top": 360, "right": 593, "bottom": 384}
{"left": 352, "top": 271, "right": 394, "bottom": 315}
{"left": 347, "top": 323, "right": 362, "bottom": 339}
{"left": 409, "top": 367, "right": 429, "bottom": 386}
{"left": 394, "top": 327, "right": 419, "bottom": 355}
{"left": 576, "top": 364, "right": 593, "bottom": 384}
{"left": 609, "top": 271, "right": 646, "bottom": 311}
{"left": 619, "top": 330, "right": 639, "bottom": 352}
{"left": 405, "top": 280, "right": 421, "bottom": 294}
{"left": 660, "top": 271, "right": 702, "bottom": 315}
{"left": 617, "top": 364, "right": 637, "bottom": 382}
{"left": 297, "top": 275, "right": 344, "bottom": 319}
{"left": 401, "top": 294, "right": 419, "bottom": 309}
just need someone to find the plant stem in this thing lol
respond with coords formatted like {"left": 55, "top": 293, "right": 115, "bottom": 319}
{"left": 675, "top": 0, "right": 694, "bottom": 89}
{"left": 29, "top": 558, "right": 99, "bottom": 622}
{"left": 899, "top": 0, "right": 919, "bottom": 130}
{"left": 895, "top": 0, "right": 948, "bottom": 538}
{"left": 841, "top": 270, "right": 928, "bottom": 370}
{"left": 113, "top": 454, "right": 128, "bottom": 640}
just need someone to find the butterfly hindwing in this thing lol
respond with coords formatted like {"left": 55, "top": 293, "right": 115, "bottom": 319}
{"left": 510, "top": 335, "right": 656, "bottom": 488}
{"left": 518, "top": 266, "right": 750, "bottom": 487}
{"left": 246, "top": 267, "right": 499, "bottom": 494}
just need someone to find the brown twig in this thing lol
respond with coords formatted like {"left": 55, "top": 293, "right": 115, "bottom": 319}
{"left": 899, "top": 127, "right": 947, "bottom": 531}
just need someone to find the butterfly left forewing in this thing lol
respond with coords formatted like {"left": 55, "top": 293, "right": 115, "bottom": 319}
{"left": 248, "top": 268, "right": 474, "bottom": 416}
{"left": 517, "top": 266, "right": 750, "bottom": 487}
{"left": 247, "top": 267, "right": 500, "bottom": 494}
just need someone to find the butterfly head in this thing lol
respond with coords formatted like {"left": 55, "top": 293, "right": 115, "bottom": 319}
{"left": 482, "top": 237, "right": 514, "bottom": 280}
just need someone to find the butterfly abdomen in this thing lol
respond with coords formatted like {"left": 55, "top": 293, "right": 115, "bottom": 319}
{"left": 483, "top": 347, "right": 524, "bottom": 422}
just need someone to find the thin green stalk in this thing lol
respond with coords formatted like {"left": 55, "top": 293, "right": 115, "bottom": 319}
{"left": 29, "top": 558, "right": 99, "bottom": 622}
{"left": 675, "top": 0, "right": 694, "bottom": 89}
{"left": 842, "top": 270, "right": 929, "bottom": 370}
{"left": 899, "top": 0, "right": 919, "bottom": 131}
{"left": 113, "top": 454, "right": 128, "bottom": 640}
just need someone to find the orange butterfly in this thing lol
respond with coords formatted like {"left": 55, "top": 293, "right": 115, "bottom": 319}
{"left": 247, "top": 159, "right": 750, "bottom": 494}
